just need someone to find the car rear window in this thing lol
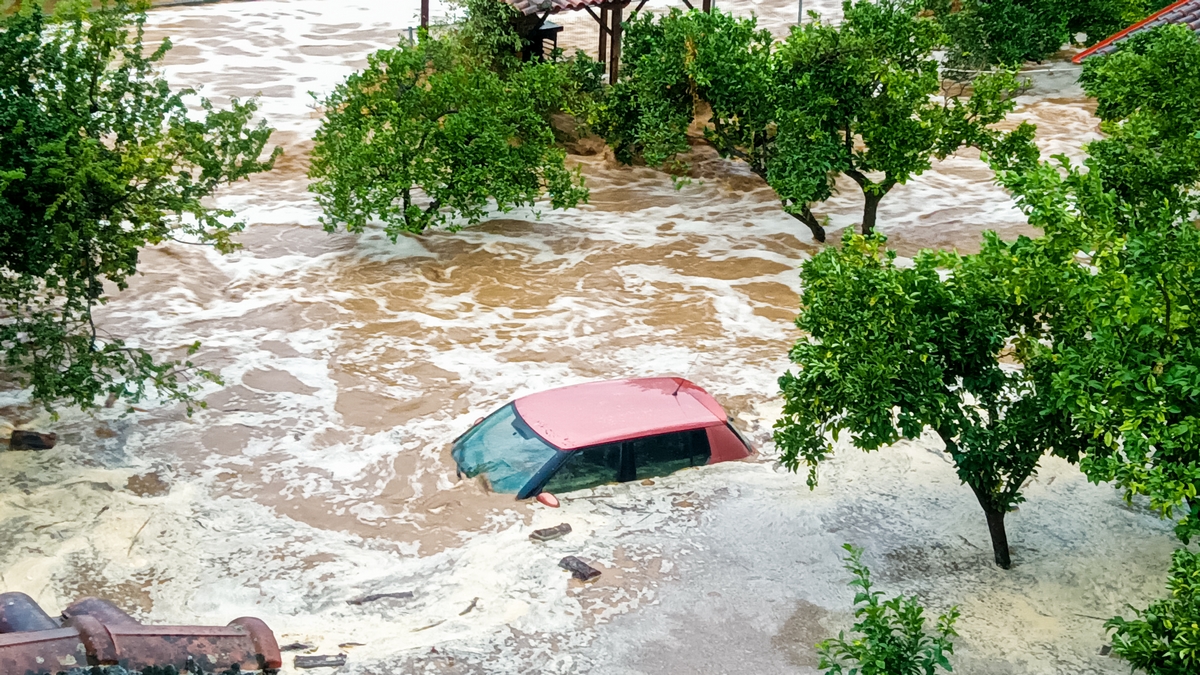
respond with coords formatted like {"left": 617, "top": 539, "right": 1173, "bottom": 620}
{"left": 540, "top": 429, "right": 712, "bottom": 495}
{"left": 451, "top": 404, "right": 561, "bottom": 494}
{"left": 629, "top": 428, "right": 710, "bottom": 478}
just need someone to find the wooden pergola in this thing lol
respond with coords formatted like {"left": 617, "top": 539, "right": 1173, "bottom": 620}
{"left": 419, "top": 0, "right": 715, "bottom": 81}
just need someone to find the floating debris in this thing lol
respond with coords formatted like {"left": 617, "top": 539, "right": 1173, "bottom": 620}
{"left": 279, "top": 642, "right": 314, "bottom": 652}
{"left": 458, "top": 597, "right": 480, "bottom": 616}
{"left": 347, "top": 591, "right": 414, "bottom": 605}
{"left": 529, "top": 523, "right": 572, "bottom": 542}
{"left": 558, "top": 556, "right": 601, "bottom": 581}
{"left": 295, "top": 653, "right": 347, "bottom": 669}
{"left": 9, "top": 430, "right": 56, "bottom": 451}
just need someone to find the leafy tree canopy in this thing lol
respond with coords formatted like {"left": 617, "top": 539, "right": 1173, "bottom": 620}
{"left": 988, "top": 26, "right": 1200, "bottom": 543}
{"left": 456, "top": 0, "right": 527, "bottom": 70}
{"left": 1079, "top": 24, "right": 1200, "bottom": 213}
{"left": 927, "top": 0, "right": 1069, "bottom": 73}
{"left": 775, "top": 232, "right": 1085, "bottom": 568}
{"left": 993, "top": 154, "right": 1200, "bottom": 543}
{"left": 928, "top": 0, "right": 1176, "bottom": 74}
{"left": 0, "top": 0, "right": 278, "bottom": 414}
{"left": 308, "top": 32, "right": 588, "bottom": 239}
{"left": 1106, "top": 547, "right": 1200, "bottom": 675}
{"left": 777, "top": 21, "right": 1200, "bottom": 572}
{"left": 818, "top": 544, "right": 960, "bottom": 675}
{"left": 596, "top": 1, "right": 1032, "bottom": 242}
{"left": 1067, "top": 0, "right": 1177, "bottom": 47}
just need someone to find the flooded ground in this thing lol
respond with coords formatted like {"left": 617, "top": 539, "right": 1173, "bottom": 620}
{"left": 0, "top": 0, "right": 1177, "bottom": 673}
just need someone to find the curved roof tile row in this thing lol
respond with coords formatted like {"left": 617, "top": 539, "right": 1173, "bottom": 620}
{"left": 1074, "top": 0, "right": 1200, "bottom": 62}
{"left": 504, "top": 0, "right": 616, "bottom": 16}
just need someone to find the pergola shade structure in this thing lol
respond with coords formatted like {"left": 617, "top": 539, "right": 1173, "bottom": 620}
{"left": 418, "top": 0, "right": 715, "bottom": 81}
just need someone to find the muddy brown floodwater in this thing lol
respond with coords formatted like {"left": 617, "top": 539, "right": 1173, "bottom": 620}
{"left": 0, "top": 1, "right": 1176, "bottom": 674}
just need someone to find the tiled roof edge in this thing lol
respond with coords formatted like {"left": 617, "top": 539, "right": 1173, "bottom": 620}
{"left": 1073, "top": 0, "right": 1200, "bottom": 62}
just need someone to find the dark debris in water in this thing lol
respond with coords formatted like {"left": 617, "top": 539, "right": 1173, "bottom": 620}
{"left": 295, "top": 653, "right": 348, "bottom": 669}
{"left": 346, "top": 590, "right": 414, "bottom": 605}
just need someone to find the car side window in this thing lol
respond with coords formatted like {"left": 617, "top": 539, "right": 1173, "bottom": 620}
{"left": 542, "top": 443, "right": 624, "bottom": 494}
{"left": 629, "top": 429, "right": 710, "bottom": 480}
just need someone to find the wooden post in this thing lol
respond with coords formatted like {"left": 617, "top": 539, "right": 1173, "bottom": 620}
{"left": 421, "top": 0, "right": 429, "bottom": 28}
{"left": 599, "top": 6, "right": 609, "bottom": 66}
{"left": 702, "top": 0, "right": 712, "bottom": 11}
{"left": 609, "top": 4, "right": 624, "bottom": 82}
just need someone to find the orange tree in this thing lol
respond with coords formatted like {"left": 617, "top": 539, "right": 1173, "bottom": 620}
{"left": 774, "top": 24, "right": 1200, "bottom": 575}
{"left": 995, "top": 25, "right": 1200, "bottom": 546}
{"left": 594, "top": 0, "right": 1032, "bottom": 242}
{"left": 0, "top": 0, "right": 277, "bottom": 414}
{"left": 308, "top": 33, "right": 588, "bottom": 239}
{"left": 774, "top": 232, "right": 1086, "bottom": 569}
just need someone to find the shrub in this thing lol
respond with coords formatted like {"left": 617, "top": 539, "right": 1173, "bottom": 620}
{"left": 1107, "top": 548, "right": 1200, "bottom": 674}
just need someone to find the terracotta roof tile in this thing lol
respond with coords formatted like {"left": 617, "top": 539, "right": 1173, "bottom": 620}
{"left": 504, "top": 0, "right": 614, "bottom": 16}
{"left": 1075, "top": 0, "right": 1200, "bottom": 62}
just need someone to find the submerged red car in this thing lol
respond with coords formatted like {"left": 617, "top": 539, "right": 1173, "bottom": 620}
{"left": 452, "top": 377, "right": 754, "bottom": 499}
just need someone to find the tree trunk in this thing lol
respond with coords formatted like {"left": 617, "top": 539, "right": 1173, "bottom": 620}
{"left": 940, "top": 425, "right": 1015, "bottom": 570}
{"left": 967, "top": 484, "right": 1013, "bottom": 569}
{"left": 789, "top": 204, "right": 826, "bottom": 243}
{"left": 861, "top": 191, "right": 882, "bottom": 235}
{"left": 983, "top": 507, "right": 1012, "bottom": 569}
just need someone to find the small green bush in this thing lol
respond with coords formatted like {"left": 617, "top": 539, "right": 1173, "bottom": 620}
{"left": 817, "top": 545, "right": 960, "bottom": 675}
{"left": 1107, "top": 549, "right": 1200, "bottom": 675}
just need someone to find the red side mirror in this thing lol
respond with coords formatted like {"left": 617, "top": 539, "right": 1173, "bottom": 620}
{"left": 536, "top": 492, "right": 560, "bottom": 508}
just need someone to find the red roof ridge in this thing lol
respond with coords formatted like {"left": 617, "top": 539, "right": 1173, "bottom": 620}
{"left": 1074, "top": 0, "right": 1199, "bottom": 63}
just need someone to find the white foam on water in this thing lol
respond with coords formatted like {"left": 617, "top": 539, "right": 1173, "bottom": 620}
{"left": 0, "top": 1, "right": 1163, "bottom": 673}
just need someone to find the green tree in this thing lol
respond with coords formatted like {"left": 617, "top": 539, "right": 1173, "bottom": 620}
{"left": 927, "top": 0, "right": 1176, "bottom": 74}
{"left": 927, "top": 0, "right": 1069, "bottom": 74}
{"left": 456, "top": 0, "right": 526, "bottom": 70}
{"left": 1079, "top": 24, "right": 1200, "bottom": 213}
{"left": 308, "top": 34, "right": 588, "bottom": 239}
{"left": 1106, "top": 548, "right": 1200, "bottom": 674}
{"left": 596, "top": 2, "right": 1031, "bottom": 242}
{"left": 0, "top": 0, "right": 278, "bottom": 414}
{"left": 818, "top": 544, "right": 960, "bottom": 675}
{"left": 774, "top": 233, "right": 1085, "bottom": 568}
{"left": 1068, "top": 0, "right": 1179, "bottom": 46}
{"left": 992, "top": 154, "right": 1200, "bottom": 543}
{"left": 987, "top": 26, "right": 1200, "bottom": 543}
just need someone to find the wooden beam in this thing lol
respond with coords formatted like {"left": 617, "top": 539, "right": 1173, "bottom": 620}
{"left": 421, "top": 0, "right": 429, "bottom": 28}
{"left": 681, "top": 0, "right": 694, "bottom": 9}
{"left": 585, "top": 5, "right": 612, "bottom": 36}
{"left": 633, "top": 0, "right": 651, "bottom": 13}
{"left": 702, "top": 0, "right": 712, "bottom": 11}
{"left": 599, "top": 6, "right": 609, "bottom": 66}
{"left": 609, "top": 3, "right": 625, "bottom": 82}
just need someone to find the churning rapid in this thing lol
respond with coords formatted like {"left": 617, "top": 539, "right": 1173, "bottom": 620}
{"left": 0, "top": 0, "right": 1178, "bottom": 673}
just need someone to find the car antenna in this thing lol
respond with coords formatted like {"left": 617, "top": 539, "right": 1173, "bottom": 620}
{"left": 672, "top": 353, "right": 701, "bottom": 397}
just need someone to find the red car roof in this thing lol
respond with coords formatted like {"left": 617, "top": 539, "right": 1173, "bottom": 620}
{"left": 513, "top": 377, "right": 729, "bottom": 450}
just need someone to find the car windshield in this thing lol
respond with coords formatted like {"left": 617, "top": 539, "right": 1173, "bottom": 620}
{"left": 451, "top": 403, "right": 561, "bottom": 494}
